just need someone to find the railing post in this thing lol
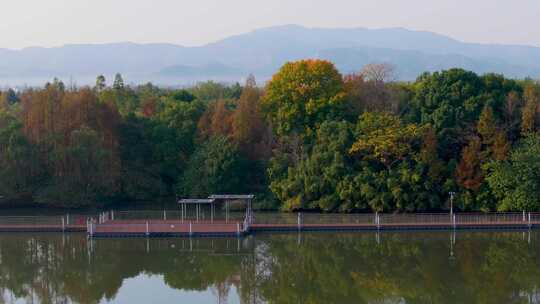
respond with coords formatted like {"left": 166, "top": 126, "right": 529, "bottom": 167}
{"left": 529, "top": 212, "right": 532, "bottom": 229}
{"left": 297, "top": 212, "right": 301, "bottom": 231}
{"left": 453, "top": 214, "right": 456, "bottom": 230}
{"left": 181, "top": 205, "right": 184, "bottom": 223}
{"left": 189, "top": 222, "right": 193, "bottom": 237}
{"left": 163, "top": 210, "right": 167, "bottom": 221}
{"left": 146, "top": 221, "right": 149, "bottom": 237}
{"left": 237, "top": 222, "right": 240, "bottom": 236}
{"left": 61, "top": 217, "right": 65, "bottom": 232}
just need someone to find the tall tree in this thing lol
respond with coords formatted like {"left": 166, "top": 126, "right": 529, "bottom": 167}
{"left": 521, "top": 83, "right": 540, "bottom": 135}
{"left": 113, "top": 73, "right": 125, "bottom": 91}
{"left": 477, "top": 105, "right": 497, "bottom": 146}
{"left": 486, "top": 133, "right": 540, "bottom": 211}
{"left": 178, "top": 136, "right": 246, "bottom": 197}
{"left": 232, "top": 75, "right": 272, "bottom": 161}
{"left": 262, "top": 59, "right": 346, "bottom": 140}
{"left": 0, "top": 110, "right": 39, "bottom": 200}
{"left": 95, "top": 75, "right": 106, "bottom": 92}
{"left": 455, "top": 137, "right": 483, "bottom": 192}
{"left": 269, "top": 121, "right": 355, "bottom": 211}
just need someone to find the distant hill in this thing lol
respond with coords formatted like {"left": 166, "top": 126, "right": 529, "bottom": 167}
{"left": 1, "top": 24, "right": 540, "bottom": 86}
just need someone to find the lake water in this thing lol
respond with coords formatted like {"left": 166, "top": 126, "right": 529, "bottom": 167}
{"left": 0, "top": 231, "right": 539, "bottom": 303}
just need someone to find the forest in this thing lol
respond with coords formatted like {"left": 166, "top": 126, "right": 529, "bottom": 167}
{"left": 1, "top": 60, "right": 540, "bottom": 212}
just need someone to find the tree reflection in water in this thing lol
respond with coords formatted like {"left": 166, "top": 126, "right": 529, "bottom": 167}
{"left": 0, "top": 231, "right": 539, "bottom": 303}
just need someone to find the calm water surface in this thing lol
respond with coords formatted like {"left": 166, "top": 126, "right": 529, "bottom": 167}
{"left": 0, "top": 231, "right": 539, "bottom": 303}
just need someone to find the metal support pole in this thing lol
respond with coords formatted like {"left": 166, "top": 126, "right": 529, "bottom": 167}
{"left": 189, "top": 222, "right": 193, "bottom": 236}
{"left": 453, "top": 214, "right": 456, "bottom": 230}
{"left": 523, "top": 210, "right": 526, "bottom": 222}
{"left": 111, "top": 210, "right": 114, "bottom": 221}
{"left": 163, "top": 210, "right": 166, "bottom": 221}
{"left": 66, "top": 214, "right": 69, "bottom": 225}
{"left": 529, "top": 212, "right": 532, "bottom": 229}
{"left": 146, "top": 221, "right": 149, "bottom": 237}
{"left": 181, "top": 204, "right": 184, "bottom": 222}
{"left": 297, "top": 212, "right": 301, "bottom": 231}
{"left": 449, "top": 191, "right": 455, "bottom": 220}
{"left": 237, "top": 222, "right": 240, "bottom": 236}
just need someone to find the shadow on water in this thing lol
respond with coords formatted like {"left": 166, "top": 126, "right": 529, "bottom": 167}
{"left": 0, "top": 231, "right": 539, "bottom": 303}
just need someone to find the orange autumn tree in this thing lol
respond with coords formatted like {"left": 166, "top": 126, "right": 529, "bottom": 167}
{"left": 20, "top": 82, "right": 121, "bottom": 206}
{"left": 231, "top": 75, "right": 272, "bottom": 161}
{"left": 197, "top": 99, "right": 235, "bottom": 140}
{"left": 455, "top": 137, "right": 484, "bottom": 191}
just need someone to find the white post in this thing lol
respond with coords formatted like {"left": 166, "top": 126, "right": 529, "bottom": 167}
{"left": 146, "top": 221, "right": 149, "bottom": 236}
{"left": 529, "top": 212, "right": 532, "bottom": 228}
{"left": 453, "top": 214, "right": 456, "bottom": 229}
{"left": 237, "top": 222, "right": 240, "bottom": 236}
{"left": 297, "top": 212, "right": 301, "bottom": 231}
{"left": 189, "top": 222, "right": 193, "bottom": 236}
{"left": 66, "top": 214, "right": 70, "bottom": 225}
{"left": 523, "top": 211, "right": 526, "bottom": 222}
{"left": 111, "top": 210, "right": 114, "bottom": 221}
{"left": 163, "top": 210, "right": 166, "bottom": 221}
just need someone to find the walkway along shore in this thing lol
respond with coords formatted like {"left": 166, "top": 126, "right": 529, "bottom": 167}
{"left": 0, "top": 212, "right": 539, "bottom": 237}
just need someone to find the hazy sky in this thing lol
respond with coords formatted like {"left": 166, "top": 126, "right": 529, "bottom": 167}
{"left": 1, "top": 0, "right": 539, "bottom": 49}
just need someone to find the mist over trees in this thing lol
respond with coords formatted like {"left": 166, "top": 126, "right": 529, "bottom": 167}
{"left": 1, "top": 60, "right": 540, "bottom": 211}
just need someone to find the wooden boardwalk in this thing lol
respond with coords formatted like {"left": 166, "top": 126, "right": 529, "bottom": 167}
{"left": 0, "top": 213, "right": 539, "bottom": 237}
{"left": 90, "top": 220, "right": 246, "bottom": 237}
{"left": 88, "top": 217, "right": 540, "bottom": 238}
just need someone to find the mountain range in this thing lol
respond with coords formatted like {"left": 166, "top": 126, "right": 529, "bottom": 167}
{"left": 1, "top": 24, "right": 540, "bottom": 87}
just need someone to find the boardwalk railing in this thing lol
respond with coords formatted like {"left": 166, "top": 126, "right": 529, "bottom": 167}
{"left": 0, "top": 215, "right": 90, "bottom": 232}
{"left": 253, "top": 212, "right": 540, "bottom": 228}
{"left": 111, "top": 210, "right": 246, "bottom": 222}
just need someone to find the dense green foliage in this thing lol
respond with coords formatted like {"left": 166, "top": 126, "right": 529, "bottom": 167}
{"left": 1, "top": 62, "right": 540, "bottom": 211}
{"left": 485, "top": 134, "right": 540, "bottom": 211}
